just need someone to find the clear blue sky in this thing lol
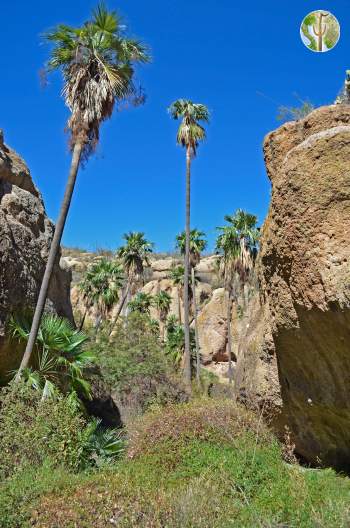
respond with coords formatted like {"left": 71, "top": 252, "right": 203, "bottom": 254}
{"left": 1, "top": 1, "right": 349, "bottom": 252}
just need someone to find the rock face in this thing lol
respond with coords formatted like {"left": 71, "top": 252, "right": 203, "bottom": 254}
{"left": 0, "top": 133, "right": 73, "bottom": 380}
{"left": 196, "top": 288, "right": 228, "bottom": 364}
{"left": 234, "top": 296, "right": 281, "bottom": 413}
{"left": 260, "top": 105, "right": 350, "bottom": 469}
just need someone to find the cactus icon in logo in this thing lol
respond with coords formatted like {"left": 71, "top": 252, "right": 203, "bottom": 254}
{"left": 300, "top": 11, "right": 340, "bottom": 52}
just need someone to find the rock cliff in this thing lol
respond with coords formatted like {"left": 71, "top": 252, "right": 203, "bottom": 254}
{"left": 260, "top": 105, "right": 350, "bottom": 469}
{"left": 0, "top": 132, "right": 73, "bottom": 381}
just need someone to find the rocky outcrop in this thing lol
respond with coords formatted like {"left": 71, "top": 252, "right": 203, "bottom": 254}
{"left": 259, "top": 105, "right": 350, "bottom": 469}
{"left": 196, "top": 288, "right": 228, "bottom": 364}
{"left": 0, "top": 133, "right": 73, "bottom": 381}
{"left": 234, "top": 295, "right": 281, "bottom": 413}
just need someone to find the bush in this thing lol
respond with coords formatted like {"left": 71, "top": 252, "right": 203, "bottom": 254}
{"left": 0, "top": 463, "right": 77, "bottom": 528}
{"left": 95, "top": 314, "right": 188, "bottom": 420}
{"left": 0, "top": 382, "right": 87, "bottom": 479}
{"left": 127, "top": 398, "right": 269, "bottom": 459}
{"left": 31, "top": 400, "right": 350, "bottom": 527}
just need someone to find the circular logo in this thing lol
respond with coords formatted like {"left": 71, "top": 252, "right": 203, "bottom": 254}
{"left": 300, "top": 11, "right": 340, "bottom": 52}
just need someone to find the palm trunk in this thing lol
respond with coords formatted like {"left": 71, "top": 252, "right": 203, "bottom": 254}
{"left": 160, "top": 316, "right": 165, "bottom": 342}
{"left": 183, "top": 147, "right": 192, "bottom": 387}
{"left": 109, "top": 282, "right": 130, "bottom": 336}
{"left": 177, "top": 287, "right": 182, "bottom": 324}
{"left": 227, "top": 289, "right": 234, "bottom": 384}
{"left": 78, "top": 308, "right": 88, "bottom": 332}
{"left": 16, "top": 142, "right": 83, "bottom": 381}
{"left": 192, "top": 267, "right": 200, "bottom": 383}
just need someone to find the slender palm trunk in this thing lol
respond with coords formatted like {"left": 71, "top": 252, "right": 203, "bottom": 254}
{"left": 15, "top": 142, "right": 83, "bottom": 381}
{"left": 192, "top": 267, "right": 200, "bottom": 383}
{"left": 177, "top": 287, "right": 182, "bottom": 324}
{"left": 183, "top": 147, "right": 192, "bottom": 387}
{"left": 227, "top": 289, "right": 234, "bottom": 384}
{"left": 160, "top": 315, "right": 165, "bottom": 342}
{"left": 78, "top": 308, "right": 88, "bottom": 332}
{"left": 109, "top": 282, "right": 130, "bottom": 336}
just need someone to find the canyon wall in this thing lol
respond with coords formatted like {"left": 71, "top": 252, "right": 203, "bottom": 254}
{"left": 0, "top": 132, "right": 72, "bottom": 381}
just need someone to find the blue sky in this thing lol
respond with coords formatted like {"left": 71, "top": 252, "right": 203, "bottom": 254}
{"left": 1, "top": 1, "right": 349, "bottom": 252}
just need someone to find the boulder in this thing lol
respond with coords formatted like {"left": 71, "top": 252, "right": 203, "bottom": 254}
{"left": 260, "top": 105, "right": 350, "bottom": 469}
{"left": 196, "top": 288, "right": 228, "bottom": 364}
{"left": 0, "top": 133, "right": 73, "bottom": 381}
{"left": 195, "top": 255, "right": 220, "bottom": 284}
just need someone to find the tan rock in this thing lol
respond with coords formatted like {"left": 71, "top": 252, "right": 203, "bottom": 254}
{"left": 260, "top": 104, "right": 350, "bottom": 469}
{"left": 196, "top": 288, "right": 228, "bottom": 364}
{"left": 0, "top": 133, "right": 72, "bottom": 382}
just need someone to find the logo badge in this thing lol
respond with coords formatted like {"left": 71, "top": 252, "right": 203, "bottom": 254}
{"left": 300, "top": 11, "right": 340, "bottom": 52}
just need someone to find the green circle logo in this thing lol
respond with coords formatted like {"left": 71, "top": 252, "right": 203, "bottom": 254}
{"left": 300, "top": 11, "right": 340, "bottom": 52}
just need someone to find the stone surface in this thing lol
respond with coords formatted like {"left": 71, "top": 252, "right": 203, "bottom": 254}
{"left": 0, "top": 134, "right": 73, "bottom": 381}
{"left": 234, "top": 295, "right": 281, "bottom": 414}
{"left": 196, "top": 288, "right": 228, "bottom": 364}
{"left": 260, "top": 104, "right": 350, "bottom": 469}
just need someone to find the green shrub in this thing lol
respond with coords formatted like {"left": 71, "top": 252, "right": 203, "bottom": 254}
{"left": 0, "top": 463, "right": 77, "bottom": 528}
{"left": 127, "top": 398, "right": 269, "bottom": 459}
{"left": 95, "top": 314, "right": 188, "bottom": 419}
{"left": 0, "top": 382, "right": 86, "bottom": 479}
{"left": 31, "top": 400, "right": 350, "bottom": 527}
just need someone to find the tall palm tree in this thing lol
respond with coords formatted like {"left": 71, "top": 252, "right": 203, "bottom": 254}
{"left": 216, "top": 209, "right": 259, "bottom": 383}
{"left": 153, "top": 290, "right": 172, "bottom": 341}
{"left": 176, "top": 229, "right": 207, "bottom": 382}
{"left": 168, "top": 100, "right": 209, "bottom": 386}
{"left": 17, "top": 4, "right": 150, "bottom": 380}
{"left": 109, "top": 232, "right": 153, "bottom": 332}
{"left": 78, "top": 258, "right": 124, "bottom": 332}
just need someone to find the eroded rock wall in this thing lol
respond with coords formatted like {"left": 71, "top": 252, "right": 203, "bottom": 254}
{"left": 260, "top": 105, "right": 350, "bottom": 469}
{"left": 0, "top": 132, "right": 73, "bottom": 380}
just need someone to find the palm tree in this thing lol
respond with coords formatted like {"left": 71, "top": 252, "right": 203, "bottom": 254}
{"left": 176, "top": 229, "right": 207, "bottom": 382}
{"left": 10, "top": 313, "right": 94, "bottom": 398}
{"left": 165, "top": 315, "right": 196, "bottom": 369}
{"left": 168, "top": 100, "right": 209, "bottom": 386}
{"left": 128, "top": 292, "right": 153, "bottom": 315}
{"left": 110, "top": 232, "right": 153, "bottom": 332}
{"left": 153, "top": 290, "right": 172, "bottom": 341}
{"left": 168, "top": 265, "right": 185, "bottom": 324}
{"left": 216, "top": 209, "right": 259, "bottom": 383}
{"left": 17, "top": 4, "right": 150, "bottom": 380}
{"left": 78, "top": 258, "right": 124, "bottom": 332}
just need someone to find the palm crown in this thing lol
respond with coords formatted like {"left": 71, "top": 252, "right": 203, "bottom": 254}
{"left": 216, "top": 209, "right": 259, "bottom": 284}
{"left": 176, "top": 229, "right": 207, "bottom": 267}
{"left": 153, "top": 291, "right": 172, "bottom": 320}
{"left": 168, "top": 99, "right": 209, "bottom": 156}
{"left": 117, "top": 232, "right": 153, "bottom": 283}
{"left": 45, "top": 3, "right": 150, "bottom": 157}
{"left": 79, "top": 258, "right": 124, "bottom": 316}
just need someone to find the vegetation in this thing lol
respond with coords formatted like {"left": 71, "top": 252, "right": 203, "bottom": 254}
{"left": 128, "top": 292, "right": 153, "bottom": 315}
{"left": 165, "top": 315, "right": 196, "bottom": 368}
{"left": 216, "top": 209, "right": 259, "bottom": 382}
{"left": 169, "top": 264, "right": 186, "bottom": 323}
{"left": 169, "top": 100, "right": 210, "bottom": 387}
{"left": 176, "top": 229, "right": 207, "bottom": 381}
{"left": 10, "top": 313, "right": 93, "bottom": 398}
{"left": 277, "top": 95, "right": 314, "bottom": 122}
{"left": 78, "top": 258, "right": 124, "bottom": 330}
{"left": 13, "top": 399, "right": 350, "bottom": 528}
{"left": 153, "top": 290, "right": 172, "bottom": 341}
{"left": 17, "top": 4, "right": 150, "bottom": 379}
{"left": 92, "top": 313, "right": 188, "bottom": 419}
{"left": 4, "top": 4, "right": 350, "bottom": 527}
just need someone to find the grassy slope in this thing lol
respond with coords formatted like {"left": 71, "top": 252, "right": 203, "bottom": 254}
{"left": 20, "top": 400, "right": 350, "bottom": 527}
